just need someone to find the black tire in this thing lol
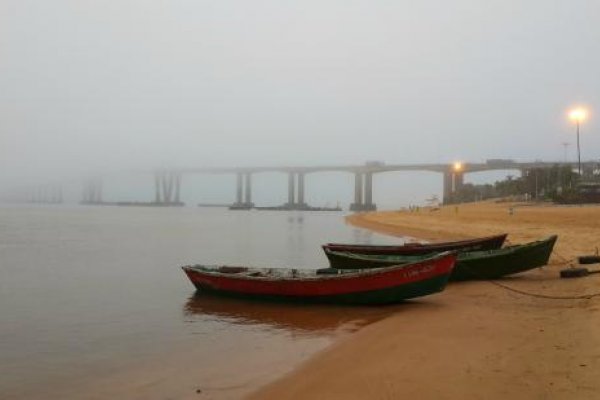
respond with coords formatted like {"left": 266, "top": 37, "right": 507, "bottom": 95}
{"left": 560, "top": 268, "right": 590, "bottom": 278}
{"left": 578, "top": 256, "right": 600, "bottom": 265}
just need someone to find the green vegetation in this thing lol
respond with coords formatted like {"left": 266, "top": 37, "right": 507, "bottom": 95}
{"left": 449, "top": 165, "right": 588, "bottom": 203}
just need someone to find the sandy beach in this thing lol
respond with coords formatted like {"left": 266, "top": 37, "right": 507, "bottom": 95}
{"left": 249, "top": 201, "right": 600, "bottom": 399}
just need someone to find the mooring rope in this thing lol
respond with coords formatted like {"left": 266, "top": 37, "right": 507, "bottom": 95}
{"left": 483, "top": 278, "right": 600, "bottom": 300}
{"left": 550, "top": 249, "right": 576, "bottom": 266}
{"left": 462, "top": 253, "right": 600, "bottom": 300}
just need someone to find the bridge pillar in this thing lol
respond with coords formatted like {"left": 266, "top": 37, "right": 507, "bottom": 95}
{"left": 350, "top": 173, "right": 363, "bottom": 211}
{"left": 231, "top": 172, "right": 254, "bottom": 209}
{"left": 174, "top": 173, "right": 181, "bottom": 204}
{"left": 154, "top": 173, "right": 161, "bottom": 203}
{"left": 236, "top": 173, "right": 243, "bottom": 205}
{"left": 153, "top": 172, "right": 183, "bottom": 205}
{"left": 297, "top": 173, "right": 307, "bottom": 209}
{"left": 454, "top": 172, "right": 464, "bottom": 192}
{"left": 33, "top": 184, "right": 63, "bottom": 204}
{"left": 286, "top": 172, "right": 296, "bottom": 208}
{"left": 82, "top": 178, "right": 103, "bottom": 204}
{"left": 442, "top": 171, "right": 464, "bottom": 204}
{"left": 161, "top": 172, "right": 174, "bottom": 203}
{"left": 350, "top": 172, "right": 376, "bottom": 211}
{"left": 278, "top": 172, "right": 311, "bottom": 210}
{"left": 96, "top": 179, "right": 103, "bottom": 203}
{"left": 364, "top": 172, "right": 376, "bottom": 210}
{"left": 244, "top": 173, "right": 254, "bottom": 207}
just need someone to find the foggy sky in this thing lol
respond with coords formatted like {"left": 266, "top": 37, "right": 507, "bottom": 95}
{"left": 1, "top": 0, "right": 599, "bottom": 189}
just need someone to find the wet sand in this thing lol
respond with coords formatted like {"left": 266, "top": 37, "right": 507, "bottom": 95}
{"left": 249, "top": 201, "right": 600, "bottom": 399}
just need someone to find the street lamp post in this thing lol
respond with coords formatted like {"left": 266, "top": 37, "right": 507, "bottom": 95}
{"left": 576, "top": 119, "right": 581, "bottom": 176}
{"left": 568, "top": 107, "right": 588, "bottom": 177}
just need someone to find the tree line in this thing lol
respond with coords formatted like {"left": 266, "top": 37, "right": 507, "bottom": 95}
{"left": 448, "top": 165, "right": 586, "bottom": 203}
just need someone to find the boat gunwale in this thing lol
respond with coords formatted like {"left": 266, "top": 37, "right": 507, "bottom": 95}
{"left": 325, "top": 235, "right": 558, "bottom": 263}
{"left": 182, "top": 251, "right": 456, "bottom": 283}
{"left": 323, "top": 233, "right": 508, "bottom": 251}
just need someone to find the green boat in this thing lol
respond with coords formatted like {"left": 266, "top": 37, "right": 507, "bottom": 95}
{"left": 323, "top": 235, "right": 558, "bottom": 281}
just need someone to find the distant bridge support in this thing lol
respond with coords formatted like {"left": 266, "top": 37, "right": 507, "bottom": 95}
{"left": 31, "top": 184, "right": 63, "bottom": 204}
{"left": 297, "top": 172, "right": 306, "bottom": 207}
{"left": 286, "top": 172, "right": 295, "bottom": 208}
{"left": 443, "top": 170, "right": 464, "bottom": 204}
{"left": 282, "top": 172, "right": 309, "bottom": 210}
{"left": 154, "top": 171, "right": 183, "bottom": 206}
{"left": 350, "top": 172, "right": 376, "bottom": 211}
{"left": 244, "top": 173, "right": 252, "bottom": 205}
{"left": 231, "top": 172, "right": 254, "bottom": 209}
{"left": 365, "top": 172, "right": 374, "bottom": 208}
{"left": 81, "top": 178, "right": 103, "bottom": 204}
{"left": 351, "top": 173, "right": 363, "bottom": 210}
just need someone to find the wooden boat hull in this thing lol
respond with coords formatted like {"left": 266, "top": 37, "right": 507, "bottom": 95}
{"left": 182, "top": 253, "right": 456, "bottom": 305}
{"left": 322, "top": 233, "right": 507, "bottom": 256}
{"left": 324, "top": 236, "right": 558, "bottom": 281}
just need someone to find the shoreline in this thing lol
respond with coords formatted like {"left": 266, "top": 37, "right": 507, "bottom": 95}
{"left": 249, "top": 200, "right": 600, "bottom": 399}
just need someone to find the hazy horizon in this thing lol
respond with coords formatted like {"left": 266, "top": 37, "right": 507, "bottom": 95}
{"left": 2, "top": 0, "right": 599, "bottom": 205}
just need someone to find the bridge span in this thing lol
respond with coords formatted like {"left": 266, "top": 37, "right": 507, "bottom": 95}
{"left": 14, "top": 160, "right": 600, "bottom": 210}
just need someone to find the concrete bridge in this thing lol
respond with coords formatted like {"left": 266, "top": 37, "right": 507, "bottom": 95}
{"left": 15, "top": 160, "right": 600, "bottom": 210}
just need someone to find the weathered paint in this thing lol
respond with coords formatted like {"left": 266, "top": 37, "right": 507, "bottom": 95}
{"left": 182, "top": 253, "right": 456, "bottom": 305}
{"left": 323, "top": 233, "right": 507, "bottom": 256}
{"left": 326, "top": 235, "right": 558, "bottom": 281}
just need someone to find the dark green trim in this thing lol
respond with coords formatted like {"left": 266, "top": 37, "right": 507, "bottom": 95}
{"left": 327, "top": 236, "right": 558, "bottom": 281}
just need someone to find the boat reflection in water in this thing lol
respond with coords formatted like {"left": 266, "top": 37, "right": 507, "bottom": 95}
{"left": 183, "top": 293, "right": 400, "bottom": 336}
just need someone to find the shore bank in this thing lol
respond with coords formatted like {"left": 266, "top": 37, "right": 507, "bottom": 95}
{"left": 249, "top": 200, "right": 600, "bottom": 399}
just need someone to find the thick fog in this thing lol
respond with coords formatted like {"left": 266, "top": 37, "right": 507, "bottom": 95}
{"left": 1, "top": 0, "right": 599, "bottom": 206}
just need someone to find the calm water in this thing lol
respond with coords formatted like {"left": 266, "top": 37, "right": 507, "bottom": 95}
{"left": 0, "top": 205, "right": 404, "bottom": 399}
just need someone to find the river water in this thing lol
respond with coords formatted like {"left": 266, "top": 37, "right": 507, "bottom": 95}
{"left": 0, "top": 205, "right": 408, "bottom": 399}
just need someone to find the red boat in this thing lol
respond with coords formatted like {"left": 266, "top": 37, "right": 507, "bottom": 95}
{"left": 182, "top": 252, "right": 457, "bottom": 305}
{"left": 322, "top": 233, "right": 507, "bottom": 256}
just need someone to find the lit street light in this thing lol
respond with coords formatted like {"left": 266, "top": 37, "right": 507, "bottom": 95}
{"left": 452, "top": 161, "right": 463, "bottom": 193}
{"left": 568, "top": 107, "right": 588, "bottom": 177}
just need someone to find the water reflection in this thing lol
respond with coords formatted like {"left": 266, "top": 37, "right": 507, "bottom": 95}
{"left": 0, "top": 206, "right": 405, "bottom": 399}
{"left": 183, "top": 293, "right": 397, "bottom": 336}
{"left": 286, "top": 212, "right": 305, "bottom": 264}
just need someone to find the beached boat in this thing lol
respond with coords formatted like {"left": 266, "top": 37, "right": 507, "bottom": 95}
{"left": 322, "top": 233, "right": 507, "bottom": 256}
{"left": 181, "top": 252, "right": 457, "bottom": 305}
{"left": 323, "top": 235, "right": 557, "bottom": 281}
